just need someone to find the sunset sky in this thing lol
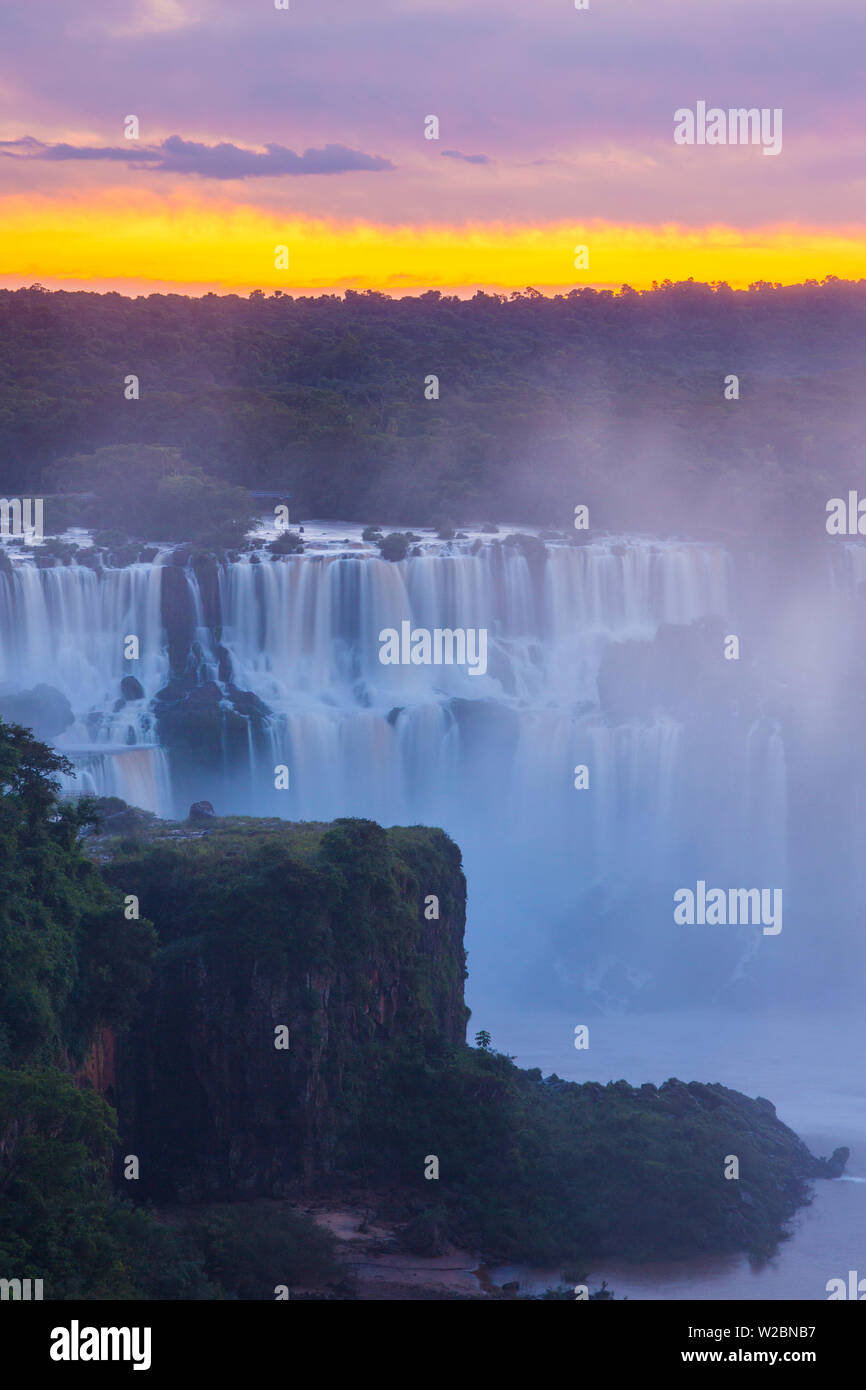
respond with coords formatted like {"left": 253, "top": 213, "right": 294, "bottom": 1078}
{"left": 1, "top": 0, "right": 864, "bottom": 295}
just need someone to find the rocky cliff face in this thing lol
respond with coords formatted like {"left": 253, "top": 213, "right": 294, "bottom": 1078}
{"left": 72, "top": 1026, "right": 117, "bottom": 1098}
{"left": 101, "top": 816, "right": 468, "bottom": 1201}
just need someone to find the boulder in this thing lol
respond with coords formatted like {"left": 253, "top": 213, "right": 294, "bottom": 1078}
{"left": 0, "top": 683, "right": 74, "bottom": 739}
{"left": 120, "top": 675, "right": 145, "bottom": 701}
{"left": 812, "top": 1146, "right": 849, "bottom": 1179}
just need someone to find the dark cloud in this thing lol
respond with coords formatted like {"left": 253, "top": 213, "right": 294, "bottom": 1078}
{"left": 0, "top": 135, "right": 394, "bottom": 178}
{"left": 441, "top": 149, "right": 490, "bottom": 165}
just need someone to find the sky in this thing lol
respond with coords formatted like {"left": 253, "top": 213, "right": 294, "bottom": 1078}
{"left": 1, "top": 0, "right": 864, "bottom": 295}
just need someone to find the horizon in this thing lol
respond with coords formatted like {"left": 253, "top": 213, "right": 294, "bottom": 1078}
{"left": 4, "top": 274, "right": 864, "bottom": 302}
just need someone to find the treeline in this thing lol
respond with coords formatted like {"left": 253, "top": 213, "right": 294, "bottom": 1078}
{"left": 2, "top": 279, "right": 866, "bottom": 536}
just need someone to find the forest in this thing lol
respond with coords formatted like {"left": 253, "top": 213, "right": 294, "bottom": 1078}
{"left": 2, "top": 279, "right": 865, "bottom": 540}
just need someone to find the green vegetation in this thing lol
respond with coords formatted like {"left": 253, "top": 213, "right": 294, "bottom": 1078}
{"left": 377, "top": 531, "right": 410, "bottom": 561}
{"left": 365, "top": 1046, "right": 818, "bottom": 1264}
{"left": 2, "top": 279, "right": 861, "bottom": 539}
{"left": 175, "top": 1203, "right": 342, "bottom": 1299}
{"left": 0, "top": 720, "right": 156, "bottom": 1065}
{"left": 97, "top": 814, "right": 467, "bottom": 1021}
{"left": 43, "top": 444, "right": 257, "bottom": 546}
{"left": 0, "top": 722, "right": 340, "bottom": 1298}
{"left": 268, "top": 529, "right": 304, "bottom": 554}
{"left": 0, "top": 1070, "right": 340, "bottom": 1298}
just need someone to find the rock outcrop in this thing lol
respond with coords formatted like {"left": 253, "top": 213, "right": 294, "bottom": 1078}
{"left": 102, "top": 815, "right": 468, "bottom": 1201}
{"left": 85, "top": 808, "right": 846, "bottom": 1265}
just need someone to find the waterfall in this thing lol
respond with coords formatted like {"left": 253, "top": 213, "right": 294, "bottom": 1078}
{"left": 0, "top": 561, "right": 167, "bottom": 717}
{"left": 60, "top": 746, "right": 173, "bottom": 816}
{"left": 0, "top": 529, "right": 788, "bottom": 1003}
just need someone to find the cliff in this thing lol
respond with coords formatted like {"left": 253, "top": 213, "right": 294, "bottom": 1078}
{"left": 98, "top": 815, "right": 468, "bottom": 1200}
{"left": 92, "top": 809, "right": 847, "bottom": 1266}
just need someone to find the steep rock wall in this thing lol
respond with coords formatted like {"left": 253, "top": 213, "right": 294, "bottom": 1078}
{"left": 103, "top": 816, "right": 467, "bottom": 1200}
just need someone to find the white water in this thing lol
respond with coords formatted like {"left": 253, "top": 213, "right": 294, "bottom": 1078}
{"left": 0, "top": 526, "right": 787, "bottom": 1002}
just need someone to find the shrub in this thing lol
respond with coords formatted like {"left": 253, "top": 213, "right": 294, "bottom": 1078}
{"left": 377, "top": 532, "right": 409, "bottom": 562}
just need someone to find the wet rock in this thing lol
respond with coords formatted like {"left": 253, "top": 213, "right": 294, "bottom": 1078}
{"left": 187, "top": 681, "right": 223, "bottom": 708}
{"left": 597, "top": 616, "right": 744, "bottom": 723}
{"left": 189, "top": 801, "right": 215, "bottom": 822}
{"left": 107, "top": 545, "right": 139, "bottom": 568}
{"left": 160, "top": 565, "right": 197, "bottom": 674}
{"left": 216, "top": 644, "right": 233, "bottom": 684}
{"left": 0, "top": 683, "right": 74, "bottom": 739}
{"left": 502, "top": 531, "right": 547, "bottom": 593}
{"left": 99, "top": 806, "right": 156, "bottom": 836}
{"left": 226, "top": 685, "right": 270, "bottom": 720}
{"left": 812, "top": 1146, "right": 849, "bottom": 1179}
{"left": 74, "top": 547, "right": 103, "bottom": 571}
{"left": 120, "top": 675, "right": 145, "bottom": 701}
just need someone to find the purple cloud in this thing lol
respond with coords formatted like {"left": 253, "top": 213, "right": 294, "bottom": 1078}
{"left": 0, "top": 135, "right": 394, "bottom": 178}
{"left": 441, "top": 149, "right": 490, "bottom": 165}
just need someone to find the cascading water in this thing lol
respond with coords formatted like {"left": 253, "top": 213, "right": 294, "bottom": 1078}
{"left": 0, "top": 527, "right": 788, "bottom": 1005}
{"left": 0, "top": 558, "right": 171, "bottom": 812}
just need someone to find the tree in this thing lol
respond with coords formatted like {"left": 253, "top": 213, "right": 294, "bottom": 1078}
{"left": 378, "top": 532, "right": 409, "bottom": 562}
{"left": 45, "top": 445, "right": 257, "bottom": 546}
{"left": 0, "top": 719, "right": 156, "bottom": 1066}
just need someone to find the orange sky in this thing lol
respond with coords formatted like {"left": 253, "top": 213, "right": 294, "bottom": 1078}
{"left": 3, "top": 192, "right": 865, "bottom": 296}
